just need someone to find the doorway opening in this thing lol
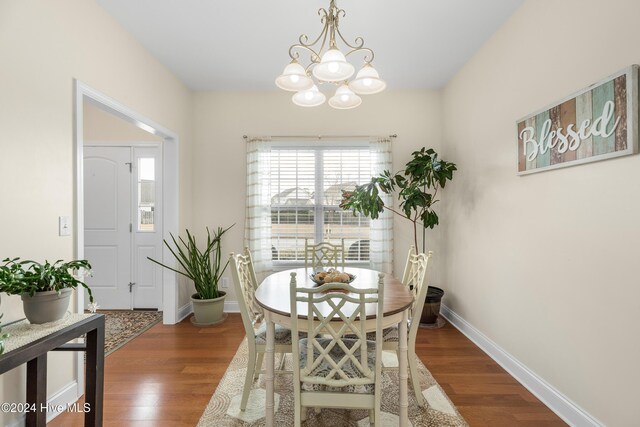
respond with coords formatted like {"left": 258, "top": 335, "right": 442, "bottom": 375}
{"left": 74, "top": 81, "right": 180, "bottom": 324}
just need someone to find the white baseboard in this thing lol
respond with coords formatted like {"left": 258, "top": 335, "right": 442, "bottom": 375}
{"left": 224, "top": 301, "right": 239, "bottom": 313}
{"left": 439, "top": 304, "right": 604, "bottom": 427}
{"left": 176, "top": 302, "right": 192, "bottom": 323}
{"left": 6, "top": 381, "right": 79, "bottom": 427}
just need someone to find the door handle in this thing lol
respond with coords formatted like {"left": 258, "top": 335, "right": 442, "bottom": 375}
{"left": 128, "top": 282, "right": 136, "bottom": 293}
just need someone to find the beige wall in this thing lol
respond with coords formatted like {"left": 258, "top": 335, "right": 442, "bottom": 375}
{"left": 441, "top": 0, "right": 640, "bottom": 425}
{"left": 84, "top": 102, "right": 163, "bottom": 142}
{"left": 193, "top": 90, "right": 445, "bottom": 302}
{"left": 0, "top": 0, "right": 193, "bottom": 424}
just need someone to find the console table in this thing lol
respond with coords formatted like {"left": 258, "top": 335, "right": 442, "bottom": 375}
{"left": 0, "top": 313, "right": 105, "bottom": 426}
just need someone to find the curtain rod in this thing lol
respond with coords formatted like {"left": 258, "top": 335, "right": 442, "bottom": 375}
{"left": 243, "top": 134, "right": 397, "bottom": 142}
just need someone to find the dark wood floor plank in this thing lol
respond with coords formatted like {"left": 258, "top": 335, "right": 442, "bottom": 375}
{"left": 50, "top": 314, "right": 566, "bottom": 426}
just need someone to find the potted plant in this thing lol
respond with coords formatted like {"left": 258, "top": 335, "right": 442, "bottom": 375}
{"left": 148, "top": 225, "right": 233, "bottom": 326}
{"left": 0, "top": 258, "right": 95, "bottom": 324}
{"left": 340, "top": 147, "right": 456, "bottom": 325}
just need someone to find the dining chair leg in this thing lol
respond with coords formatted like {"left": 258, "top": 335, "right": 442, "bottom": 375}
{"left": 241, "top": 348, "right": 257, "bottom": 411}
{"left": 265, "top": 315, "right": 276, "bottom": 426}
{"left": 369, "top": 409, "right": 375, "bottom": 426}
{"left": 398, "top": 311, "right": 409, "bottom": 427}
{"left": 408, "top": 350, "right": 425, "bottom": 407}
{"left": 294, "top": 404, "right": 302, "bottom": 427}
{"left": 254, "top": 352, "right": 264, "bottom": 380}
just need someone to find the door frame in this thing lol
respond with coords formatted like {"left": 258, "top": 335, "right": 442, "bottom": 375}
{"left": 74, "top": 80, "right": 180, "bottom": 325}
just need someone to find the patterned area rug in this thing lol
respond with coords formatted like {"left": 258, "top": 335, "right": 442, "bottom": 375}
{"left": 99, "top": 310, "right": 163, "bottom": 355}
{"left": 198, "top": 339, "right": 467, "bottom": 427}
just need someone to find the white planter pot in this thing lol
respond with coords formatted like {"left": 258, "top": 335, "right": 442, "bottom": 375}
{"left": 21, "top": 288, "right": 72, "bottom": 324}
{"left": 191, "top": 291, "right": 227, "bottom": 326}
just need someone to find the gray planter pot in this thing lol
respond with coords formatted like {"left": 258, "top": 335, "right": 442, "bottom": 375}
{"left": 191, "top": 291, "right": 227, "bottom": 326}
{"left": 21, "top": 288, "right": 72, "bottom": 324}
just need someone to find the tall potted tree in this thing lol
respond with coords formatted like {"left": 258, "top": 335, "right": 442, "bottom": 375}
{"left": 340, "top": 147, "right": 456, "bottom": 325}
{"left": 148, "top": 225, "right": 233, "bottom": 326}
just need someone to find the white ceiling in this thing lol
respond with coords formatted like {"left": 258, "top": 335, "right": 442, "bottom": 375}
{"left": 96, "top": 0, "right": 524, "bottom": 91}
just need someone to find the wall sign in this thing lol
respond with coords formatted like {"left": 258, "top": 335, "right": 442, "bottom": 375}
{"left": 517, "top": 65, "right": 638, "bottom": 175}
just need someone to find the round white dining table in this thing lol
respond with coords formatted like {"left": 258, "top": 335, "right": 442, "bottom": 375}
{"left": 255, "top": 267, "right": 414, "bottom": 427}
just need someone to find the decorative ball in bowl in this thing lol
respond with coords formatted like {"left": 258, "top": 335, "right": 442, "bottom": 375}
{"left": 310, "top": 269, "right": 356, "bottom": 285}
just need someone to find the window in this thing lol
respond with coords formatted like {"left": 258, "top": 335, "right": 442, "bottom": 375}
{"left": 268, "top": 144, "right": 372, "bottom": 265}
{"left": 245, "top": 138, "right": 392, "bottom": 278}
{"left": 137, "top": 157, "right": 155, "bottom": 231}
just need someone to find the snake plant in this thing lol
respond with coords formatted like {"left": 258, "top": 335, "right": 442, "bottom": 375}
{"left": 147, "top": 225, "right": 234, "bottom": 300}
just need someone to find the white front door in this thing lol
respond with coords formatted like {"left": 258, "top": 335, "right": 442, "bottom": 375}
{"left": 84, "top": 147, "right": 132, "bottom": 309}
{"left": 84, "top": 145, "right": 163, "bottom": 309}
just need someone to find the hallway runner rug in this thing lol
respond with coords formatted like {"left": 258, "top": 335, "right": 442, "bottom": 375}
{"left": 100, "top": 310, "right": 163, "bottom": 355}
{"left": 198, "top": 338, "right": 467, "bottom": 427}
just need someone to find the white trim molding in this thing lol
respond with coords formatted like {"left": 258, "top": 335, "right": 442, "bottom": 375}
{"left": 224, "top": 301, "right": 240, "bottom": 313}
{"left": 177, "top": 302, "right": 193, "bottom": 323}
{"left": 73, "top": 80, "right": 180, "bottom": 326}
{"left": 440, "top": 304, "right": 604, "bottom": 427}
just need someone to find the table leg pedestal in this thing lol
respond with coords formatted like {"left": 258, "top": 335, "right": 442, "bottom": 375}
{"left": 398, "top": 310, "right": 409, "bottom": 427}
{"left": 264, "top": 312, "right": 275, "bottom": 427}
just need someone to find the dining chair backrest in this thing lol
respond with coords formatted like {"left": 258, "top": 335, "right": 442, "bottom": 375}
{"left": 401, "top": 246, "right": 433, "bottom": 339}
{"left": 230, "top": 248, "right": 264, "bottom": 335}
{"left": 289, "top": 272, "right": 384, "bottom": 389}
{"left": 304, "top": 239, "right": 345, "bottom": 270}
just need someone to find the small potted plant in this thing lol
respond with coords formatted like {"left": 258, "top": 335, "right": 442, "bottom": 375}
{"left": 0, "top": 258, "right": 95, "bottom": 324}
{"left": 148, "top": 225, "right": 233, "bottom": 326}
{"left": 340, "top": 147, "right": 456, "bottom": 325}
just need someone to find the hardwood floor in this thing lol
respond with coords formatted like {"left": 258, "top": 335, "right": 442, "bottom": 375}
{"left": 50, "top": 314, "right": 566, "bottom": 426}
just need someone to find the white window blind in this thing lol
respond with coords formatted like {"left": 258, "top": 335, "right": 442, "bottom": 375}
{"left": 269, "top": 146, "right": 372, "bottom": 264}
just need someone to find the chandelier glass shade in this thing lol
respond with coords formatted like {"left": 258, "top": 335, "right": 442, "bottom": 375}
{"left": 313, "top": 49, "right": 355, "bottom": 82}
{"left": 275, "top": 60, "right": 314, "bottom": 92}
{"left": 276, "top": 0, "right": 385, "bottom": 109}
{"left": 349, "top": 64, "right": 386, "bottom": 95}
{"left": 292, "top": 84, "right": 327, "bottom": 107}
{"left": 328, "top": 84, "right": 362, "bottom": 109}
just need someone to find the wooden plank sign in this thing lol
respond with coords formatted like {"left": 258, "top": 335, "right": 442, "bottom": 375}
{"left": 517, "top": 65, "right": 639, "bottom": 174}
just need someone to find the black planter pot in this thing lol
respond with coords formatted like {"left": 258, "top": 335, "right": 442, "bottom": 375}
{"left": 419, "top": 286, "right": 444, "bottom": 326}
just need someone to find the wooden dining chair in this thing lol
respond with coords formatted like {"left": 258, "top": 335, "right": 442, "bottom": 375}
{"left": 289, "top": 271, "right": 384, "bottom": 426}
{"left": 230, "top": 248, "right": 296, "bottom": 412}
{"left": 399, "top": 247, "right": 432, "bottom": 406}
{"left": 304, "top": 238, "right": 345, "bottom": 270}
{"left": 345, "top": 246, "right": 432, "bottom": 407}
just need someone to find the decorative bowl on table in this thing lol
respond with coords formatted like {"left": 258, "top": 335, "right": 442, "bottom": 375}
{"left": 310, "top": 269, "right": 356, "bottom": 285}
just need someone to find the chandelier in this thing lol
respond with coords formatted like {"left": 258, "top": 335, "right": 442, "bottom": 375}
{"left": 275, "top": 0, "right": 386, "bottom": 109}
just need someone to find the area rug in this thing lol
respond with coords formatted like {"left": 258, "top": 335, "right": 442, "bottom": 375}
{"left": 198, "top": 339, "right": 467, "bottom": 427}
{"left": 99, "top": 310, "right": 163, "bottom": 355}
